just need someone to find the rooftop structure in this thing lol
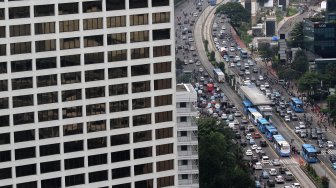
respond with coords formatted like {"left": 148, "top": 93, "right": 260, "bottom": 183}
{"left": 239, "top": 85, "right": 272, "bottom": 106}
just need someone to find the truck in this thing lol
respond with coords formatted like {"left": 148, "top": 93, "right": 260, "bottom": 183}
{"left": 213, "top": 68, "right": 225, "bottom": 83}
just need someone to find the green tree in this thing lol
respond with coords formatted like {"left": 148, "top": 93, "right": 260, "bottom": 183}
{"left": 290, "top": 50, "right": 308, "bottom": 74}
{"left": 216, "top": 2, "right": 250, "bottom": 27}
{"left": 289, "top": 21, "right": 304, "bottom": 47}
{"left": 321, "top": 176, "right": 329, "bottom": 188}
{"left": 298, "top": 72, "right": 320, "bottom": 92}
{"left": 278, "top": 68, "right": 298, "bottom": 80}
{"left": 210, "top": 51, "right": 215, "bottom": 61}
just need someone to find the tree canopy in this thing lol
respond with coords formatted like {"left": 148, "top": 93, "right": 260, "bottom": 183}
{"left": 289, "top": 21, "right": 304, "bottom": 47}
{"left": 216, "top": 2, "right": 251, "bottom": 27}
{"left": 290, "top": 50, "right": 308, "bottom": 75}
{"left": 198, "top": 118, "right": 254, "bottom": 188}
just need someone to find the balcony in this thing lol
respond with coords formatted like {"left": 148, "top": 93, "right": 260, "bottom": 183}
{"left": 178, "top": 136, "right": 198, "bottom": 143}
{"left": 178, "top": 150, "right": 198, "bottom": 156}
{"left": 176, "top": 107, "right": 198, "bottom": 116}
{"left": 179, "top": 179, "right": 199, "bottom": 186}
{"left": 178, "top": 165, "right": 199, "bottom": 172}
{"left": 177, "top": 122, "right": 198, "bottom": 131}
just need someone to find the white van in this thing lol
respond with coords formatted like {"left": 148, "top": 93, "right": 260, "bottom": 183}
{"left": 262, "top": 156, "right": 270, "bottom": 164}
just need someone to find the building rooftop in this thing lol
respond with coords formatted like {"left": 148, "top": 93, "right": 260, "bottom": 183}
{"left": 240, "top": 85, "right": 272, "bottom": 106}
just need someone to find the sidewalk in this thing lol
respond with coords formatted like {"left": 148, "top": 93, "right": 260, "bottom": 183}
{"left": 277, "top": 12, "right": 301, "bottom": 34}
{"left": 230, "top": 26, "right": 247, "bottom": 49}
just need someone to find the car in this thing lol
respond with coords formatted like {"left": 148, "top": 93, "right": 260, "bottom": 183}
{"left": 284, "top": 115, "right": 291, "bottom": 122}
{"left": 299, "top": 122, "right": 305, "bottom": 129}
{"left": 279, "top": 167, "right": 289, "bottom": 174}
{"left": 246, "top": 149, "right": 253, "bottom": 156}
{"left": 261, "top": 156, "right": 270, "bottom": 164}
{"left": 189, "top": 59, "right": 194, "bottom": 64}
{"left": 235, "top": 132, "right": 241, "bottom": 139}
{"left": 230, "top": 62, "right": 235, "bottom": 67}
{"left": 240, "top": 139, "right": 247, "bottom": 147}
{"left": 251, "top": 155, "right": 258, "bottom": 163}
{"left": 330, "top": 155, "right": 336, "bottom": 164}
{"left": 269, "top": 168, "right": 277, "bottom": 176}
{"left": 254, "top": 162, "right": 262, "bottom": 170}
{"left": 193, "top": 12, "right": 198, "bottom": 17}
{"left": 256, "top": 80, "right": 261, "bottom": 86}
{"left": 199, "top": 67, "right": 204, "bottom": 72}
{"left": 255, "top": 147, "right": 263, "bottom": 154}
{"left": 333, "top": 163, "right": 336, "bottom": 170}
{"left": 246, "top": 133, "right": 252, "bottom": 140}
{"left": 253, "top": 132, "right": 261, "bottom": 139}
{"left": 247, "top": 125, "right": 255, "bottom": 132}
{"left": 280, "top": 111, "right": 286, "bottom": 117}
{"left": 195, "top": 61, "right": 201, "bottom": 66}
{"left": 258, "top": 150, "right": 267, "bottom": 159}
{"left": 291, "top": 183, "right": 301, "bottom": 188}
{"left": 204, "top": 72, "right": 209, "bottom": 77}
{"left": 327, "top": 141, "right": 334, "bottom": 148}
{"left": 285, "top": 171, "right": 294, "bottom": 181}
{"left": 221, "top": 113, "right": 228, "bottom": 120}
{"left": 300, "top": 130, "right": 307, "bottom": 138}
{"left": 264, "top": 82, "right": 269, "bottom": 88}
{"left": 230, "top": 47, "right": 235, "bottom": 52}
{"left": 294, "top": 127, "right": 301, "bottom": 134}
{"left": 260, "top": 85, "right": 266, "bottom": 91}
{"left": 189, "top": 46, "right": 195, "bottom": 51}
{"left": 267, "top": 180, "right": 275, "bottom": 187}
{"left": 188, "top": 37, "right": 194, "bottom": 42}
{"left": 200, "top": 77, "right": 205, "bottom": 81}
{"left": 236, "top": 61, "right": 241, "bottom": 66}
{"left": 249, "top": 138, "right": 256, "bottom": 145}
{"left": 251, "top": 144, "right": 258, "bottom": 150}
{"left": 260, "top": 140, "right": 267, "bottom": 147}
{"left": 259, "top": 75, "right": 264, "bottom": 80}
{"left": 316, "top": 127, "right": 323, "bottom": 135}
{"left": 286, "top": 109, "right": 292, "bottom": 114}
{"left": 241, "top": 118, "right": 249, "bottom": 124}
{"left": 255, "top": 180, "right": 261, "bottom": 188}
{"left": 311, "top": 131, "right": 318, "bottom": 139}
{"left": 244, "top": 64, "right": 249, "bottom": 69}
{"left": 253, "top": 67, "right": 258, "bottom": 73}
{"left": 261, "top": 170, "right": 269, "bottom": 179}
{"left": 318, "top": 140, "right": 325, "bottom": 148}
{"left": 321, "top": 133, "right": 328, "bottom": 142}
{"left": 245, "top": 70, "right": 250, "bottom": 75}
{"left": 234, "top": 111, "right": 242, "bottom": 117}
{"left": 271, "top": 159, "right": 280, "bottom": 166}
{"left": 275, "top": 175, "right": 285, "bottom": 184}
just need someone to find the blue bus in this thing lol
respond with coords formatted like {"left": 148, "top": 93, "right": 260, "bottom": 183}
{"left": 302, "top": 144, "right": 318, "bottom": 163}
{"left": 242, "top": 99, "right": 253, "bottom": 114}
{"left": 209, "top": 0, "right": 216, "bottom": 6}
{"left": 290, "top": 97, "right": 304, "bottom": 113}
{"left": 256, "top": 118, "right": 270, "bottom": 134}
{"left": 273, "top": 135, "right": 290, "bottom": 157}
{"left": 247, "top": 108, "right": 263, "bottom": 125}
{"left": 265, "top": 126, "right": 278, "bottom": 141}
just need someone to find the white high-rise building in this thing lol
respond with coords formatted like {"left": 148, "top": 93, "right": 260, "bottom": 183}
{"left": 0, "top": 0, "right": 177, "bottom": 188}
{"left": 176, "top": 84, "right": 198, "bottom": 188}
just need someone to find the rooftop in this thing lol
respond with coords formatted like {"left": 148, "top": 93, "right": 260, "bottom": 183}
{"left": 240, "top": 85, "right": 272, "bottom": 106}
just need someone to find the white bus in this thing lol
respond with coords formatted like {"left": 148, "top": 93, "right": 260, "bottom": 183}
{"left": 213, "top": 68, "right": 225, "bottom": 83}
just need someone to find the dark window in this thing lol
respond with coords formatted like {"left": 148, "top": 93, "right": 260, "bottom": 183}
{"left": 59, "top": 2, "right": 79, "bottom": 15}
{"left": 65, "top": 174, "right": 85, "bottom": 187}
{"left": 110, "top": 133, "right": 129, "bottom": 146}
{"left": 17, "top": 181, "right": 37, "bottom": 188}
{"left": 154, "top": 61, "right": 171, "bottom": 74}
{"left": 135, "top": 179, "right": 153, "bottom": 188}
{"left": 88, "top": 137, "right": 107, "bottom": 149}
{"left": 83, "top": 18, "right": 103, "bottom": 30}
{"left": 10, "top": 42, "right": 31, "bottom": 55}
{"left": 85, "top": 86, "right": 105, "bottom": 99}
{"left": 108, "top": 49, "right": 127, "bottom": 62}
{"left": 0, "top": 115, "right": 9, "bottom": 127}
{"left": 16, "top": 164, "right": 36, "bottom": 177}
{"left": 112, "top": 166, "right": 130, "bottom": 179}
{"left": 11, "top": 59, "right": 32, "bottom": 72}
{"left": 155, "top": 94, "right": 172, "bottom": 107}
{"left": 59, "top": 20, "right": 79, "bottom": 33}
{"left": 107, "top": 16, "right": 126, "bottom": 28}
{"left": 61, "top": 72, "right": 81, "bottom": 84}
{"left": 85, "top": 69, "right": 104, "bottom": 82}
{"left": 10, "top": 24, "right": 30, "bottom": 37}
{"left": 0, "top": 168, "right": 11, "bottom": 179}
{"left": 129, "top": 0, "right": 148, "bottom": 9}
{"left": 152, "top": 0, "right": 169, "bottom": 7}
{"left": 89, "top": 170, "right": 108, "bottom": 183}
{"left": 0, "top": 62, "right": 7, "bottom": 73}
{"left": 108, "top": 66, "right": 127, "bottom": 79}
{"left": 153, "top": 45, "right": 171, "bottom": 57}
{"left": 134, "top": 163, "right": 153, "bottom": 176}
{"left": 0, "top": 133, "right": 10, "bottom": 145}
{"left": 157, "top": 159, "right": 174, "bottom": 172}
{"left": 14, "top": 129, "right": 35, "bottom": 143}
{"left": 132, "top": 81, "right": 150, "bottom": 93}
{"left": 0, "top": 80, "right": 7, "bottom": 91}
{"left": 65, "top": 157, "right": 84, "bottom": 170}
{"left": 36, "top": 57, "right": 57, "bottom": 70}
{"left": 11, "top": 95, "right": 31, "bottom": 108}
{"left": 153, "top": 29, "right": 170, "bottom": 40}
{"left": 41, "top": 177, "right": 61, "bottom": 188}
{"left": 155, "top": 111, "right": 173, "bottom": 123}
{"left": 130, "top": 30, "right": 149, "bottom": 43}
{"left": 132, "top": 97, "right": 151, "bottom": 110}
{"left": 84, "top": 52, "right": 104, "bottom": 64}
{"left": 133, "top": 113, "right": 151, "bottom": 126}
{"left": 88, "top": 153, "right": 107, "bottom": 166}
{"left": 133, "top": 130, "right": 152, "bottom": 143}
{"left": 62, "top": 89, "right": 81, "bottom": 102}
{"left": 156, "top": 143, "right": 174, "bottom": 156}
{"left": 152, "top": 12, "right": 170, "bottom": 24}
{"left": 0, "top": 44, "right": 5, "bottom": 56}
{"left": 35, "top": 39, "right": 56, "bottom": 52}
{"left": 40, "top": 160, "right": 60, "bottom": 173}
{"left": 0, "top": 27, "right": 4, "bottom": 38}
{"left": 109, "top": 100, "right": 128, "bottom": 112}
{"left": 83, "top": 0, "right": 102, "bottom": 13}
{"left": 38, "top": 109, "right": 58, "bottom": 122}
{"left": 39, "top": 143, "right": 60, "bottom": 157}
{"left": 109, "top": 83, "right": 128, "bottom": 96}
{"left": 34, "top": 22, "right": 55, "bottom": 35}
{"left": 111, "top": 150, "right": 130, "bottom": 163}
{"left": 0, "top": 8, "right": 4, "bottom": 20}
{"left": 106, "top": 0, "right": 125, "bottom": 10}
{"left": 12, "top": 77, "right": 33, "bottom": 90}
{"left": 15, "top": 147, "right": 35, "bottom": 160}
{"left": 0, "top": 150, "right": 11, "bottom": 163}
{"left": 112, "top": 183, "right": 131, "bottom": 188}
{"left": 39, "top": 126, "right": 59, "bottom": 139}
{"left": 87, "top": 120, "right": 106, "bottom": 133}
{"left": 131, "top": 64, "right": 150, "bottom": 76}
{"left": 37, "top": 74, "right": 57, "bottom": 87}
{"left": 61, "top": 54, "right": 80, "bottom": 67}
{"left": 157, "top": 176, "right": 174, "bottom": 188}
{"left": 64, "top": 140, "right": 83, "bottom": 153}
{"left": 130, "top": 14, "right": 148, "bottom": 26}
{"left": 107, "top": 33, "right": 127, "bottom": 45}
{"left": 9, "top": 6, "right": 30, "bottom": 19}
{"left": 0, "top": 97, "right": 8, "bottom": 109}
{"left": 110, "top": 117, "right": 129, "bottom": 129}
{"left": 134, "top": 146, "right": 152, "bottom": 159}
{"left": 63, "top": 123, "right": 83, "bottom": 136}
{"left": 37, "top": 92, "right": 58, "bottom": 105}
{"left": 156, "top": 127, "right": 173, "bottom": 139}
{"left": 0, "top": 185, "right": 12, "bottom": 188}
{"left": 154, "top": 78, "right": 172, "bottom": 90}
{"left": 131, "top": 47, "right": 149, "bottom": 59}
{"left": 60, "top": 37, "right": 80, "bottom": 49}
{"left": 13, "top": 112, "right": 34, "bottom": 125}
{"left": 84, "top": 35, "right": 104, "bottom": 47}
{"left": 34, "top": 4, "right": 54, "bottom": 17}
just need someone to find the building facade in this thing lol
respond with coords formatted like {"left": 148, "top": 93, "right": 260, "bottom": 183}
{"left": 175, "top": 84, "right": 198, "bottom": 188}
{"left": 0, "top": 0, "right": 177, "bottom": 188}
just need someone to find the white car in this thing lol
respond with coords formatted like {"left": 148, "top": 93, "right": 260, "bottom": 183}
{"left": 189, "top": 46, "right": 195, "bottom": 51}
{"left": 251, "top": 144, "right": 258, "bottom": 150}
{"left": 230, "top": 63, "right": 235, "bottom": 67}
{"left": 299, "top": 122, "right": 306, "bottom": 129}
{"left": 221, "top": 113, "right": 227, "bottom": 120}
{"left": 285, "top": 115, "right": 291, "bottom": 122}
{"left": 294, "top": 127, "right": 301, "bottom": 134}
{"left": 235, "top": 56, "right": 241, "bottom": 61}
{"left": 291, "top": 183, "right": 301, "bottom": 188}
{"left": 327, "top": 141, "right": 334, "bottom": 148}
{"left": 246, "top": 149, "right": 253, "bottom": 156}
{"left": 269, "top": 168, "right": 277, "bottom": 176}
{"left": 262, "top": 156, "right": 270, "bottom": 164}
{"left": 264, "top": 82, "right": 269, "bottom": 88}
{"left": 260, "top": 85, "right": 266, "bottom": 91}
{"left": 275, "top": 175, "right": 285, "bottom": 183}
{"left": 200, "top": 77, "right": 205, "bottom": 81}
{"left": 259, "top": 75, "right": 264, "bottom": 80}
{"left": 246, "top": 133, "right": 252, "bottom": 140}
{"left": 195, "top": 61, "right": 201, "bottom": 66}
{"left": 254, "top": 162, "right": 262, "bottom": 170}
{"left": 188, "top": 37, "right": 194, "bottom": 42}
{"left": 193, "top": 12, "right": 198, "bottom": 17}
{"left": 221, "top": 26, "right": 226, "bottom": 30}
{"left": 256, "top": 147, "right": 263, "bottom": 154}
{"left": 245, "top": 70, "right": 250, "bottom": 75}
{"left": 230, "top": 47, "right": 235, "bottom": 52}
{"left": 199, "top": 68, "right": 204, "bottom": 72}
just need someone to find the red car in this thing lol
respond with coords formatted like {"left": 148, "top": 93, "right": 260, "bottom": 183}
{"left": 253, "top": 132, "right": 261, "bottom": 139}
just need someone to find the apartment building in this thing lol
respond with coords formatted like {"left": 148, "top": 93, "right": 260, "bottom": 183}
{"left": 176, "top": 84, "right": 198, "bottom": 188}
{"left": 0, "top": 0, "right": 177, "bottom": 188}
